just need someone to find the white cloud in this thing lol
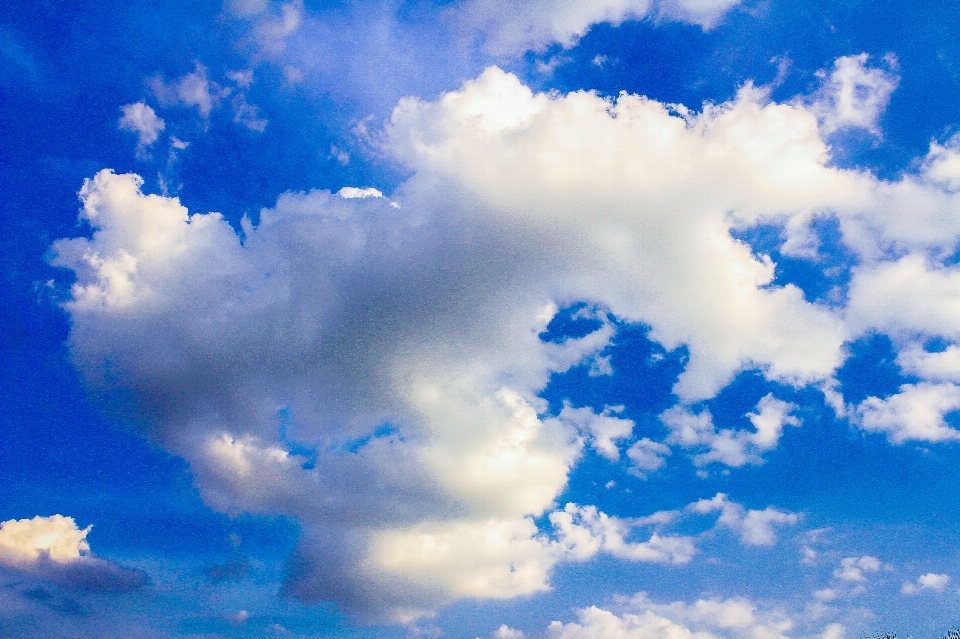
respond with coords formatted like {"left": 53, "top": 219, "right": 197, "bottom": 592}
{"left": 855, "top": 382, "right": 960, "bottom": 444}
{"left": 809, "top": 54, "right": 899, "bottom": 135}
{"left": 456, "top": 0, "right": 742, "bottom": 57}
{"left": 833, "top": 556, "right": 881, "bottom": 582}
{"left": 626, "top": 438, "right": 671, "bottom": 475}
{"left": 821, "top": 623, "right": 846, "bottom": 639}
{"left": 847, "top": 257, "right": 960, "bottom": 341}
{"left": 661, "top": 394, "right": 799, "bottom": 467}
{"left": 367, "top": 517, "right": 556, "bottom": 604}
{"left": 489, "top": 625, "right": 525, "bottom": 639}
{"left": 550, "top": 503, "right": 696, "bottom": 564}
{"left": 0, "top": 515, "right": 91, "bottom": 564}
{"left": 390, "top": 68, "right": 848, "bottom": 403}
{"left": 689, "top": 494, "right": 799, "bottom": 546}
{"left": 338, "top": 186, "right": 384, "bottom": 199}
{"left": 150, "top": 62, "right": 230, "bottom": 118}
{"left": 922, "top": 135, "right": 960, "bottom": 192}
{"left": 918, "top": 572, "right": 951, "bottom": 590}
{"left": 546, "top": 593, "right": 793, "bottom": 639}
{"left": 253, "top": 0, "right": 303, "bottom": 56}
{"left": 902, "top": 572, "right": 950, "bottom": 594}
{"left": 551, "top": 404, "right": 634, "bottom": 461}
{"left": 54, "top": 63, "right": 960, "bottom": 618}
{"left": 0, "top": 515, "right": 148, "bottom": 594}
{"left": 118, "top": 102, "right": 165, "bottom": 152}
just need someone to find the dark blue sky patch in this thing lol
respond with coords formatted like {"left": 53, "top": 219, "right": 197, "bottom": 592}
{"left": 538, "top": 302, "right": 605, "bottom": 343}
{"left": 732, "top": 216, "right": 858, "bottom": 306}
{"left": 836, "top": 333, "right": 918, "bottom": 406}
{"left": 540, "top": 318, "right": 686, "bottom": 421}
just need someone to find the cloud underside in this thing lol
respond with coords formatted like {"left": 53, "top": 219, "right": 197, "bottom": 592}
{"left": 0, "top": 516, "right": 147, "bottom": 595}
{"left": 52, "top": 61, "right": 960, "bottom": 619}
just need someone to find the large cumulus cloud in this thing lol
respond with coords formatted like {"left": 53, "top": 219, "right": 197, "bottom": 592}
{"left": 51, "top": 59, "right": 960, "bottom": 619}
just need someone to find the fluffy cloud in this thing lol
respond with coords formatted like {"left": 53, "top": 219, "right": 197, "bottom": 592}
{"left": 626, "top": 438, "right": 672, "bottom": 476}
{"left": 389, "top": 68, "right": 849, "bottom": 403}
{"left": 0, "top": 515, "right": 91, "bottom": 564}
{"left": 118, "top": 102, "right": 165, "bottom": 152}
{"left": 52, "top": 62, "right": 960, "bottom": 618}
{"left": 543, "top": 593, "right": 793, "bottom": 639}
{"left": 901, "top": 572, "right": 950, "bottom": 594}
{"left": 551, "top": 503, "right": 696, "bottom": 564}
{"left": 833, "top": 556, "right": 881, "bottom": 582}
{"left": 456, "top": 0, "right": 743, "bottom": 56}
{"left": 551, "top": 404, "right": 634, "bottom": 461}
{"left": 809, "top": 54, "right": 898, "bottom": 135}
{"left": 0, "top": 516, "right": 147, "bottom": 594}
{"left": 855, "top": 382, "right": 960, "bottom": 443}
{"left": 689, "top": 494, "right": 799, "bottom": 546}
{"left": 662, "top": 394, "right": 799, "bottom": 467}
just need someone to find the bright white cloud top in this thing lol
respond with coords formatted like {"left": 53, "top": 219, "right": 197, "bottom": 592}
{"left": 48, "top": 55, "right": 960, "bottom": 625}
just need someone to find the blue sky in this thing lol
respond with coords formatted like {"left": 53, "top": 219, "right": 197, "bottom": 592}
{"left": 4, "top": 1, "right": 960, "bottom": 637}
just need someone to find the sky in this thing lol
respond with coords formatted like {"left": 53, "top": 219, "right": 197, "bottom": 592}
{"left": 3, "top": 0, "right": 960, "bottom": 637}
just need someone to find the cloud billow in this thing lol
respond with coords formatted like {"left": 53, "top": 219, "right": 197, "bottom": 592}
{"left": 50, "top": 59, "right": 960, "bottom": 619}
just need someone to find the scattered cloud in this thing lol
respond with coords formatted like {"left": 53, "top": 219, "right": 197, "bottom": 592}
{"left": 833, "top": 556, "right": 881, "bottom": 582}
{"left": 809, "top": 53, "right": 899, "bottom": 135}
{"left": 901, "top": 572, "right": 950, "bottom": 594}
{"left": 118, "top": 102, "right": 165, "bottom": 154}
{"left": 626, "top": 438, "right": 671, "bottom": 476}
{"left": 855, "top": 382, "right": 960, "bottom": 444}
{"left": 689, "top": 493, "right": 799, "bottom": 546}
{"left": 662, "top": 394, "right": 800, "bottom": 467}
{"left": 149, "top": 62, "right": 230, "bottom": 118}
{"left": 551, "top": 404, "right": 634, "bottom": 461}
{"left": 551, "top": 503, "right": 697, "bottom": 564}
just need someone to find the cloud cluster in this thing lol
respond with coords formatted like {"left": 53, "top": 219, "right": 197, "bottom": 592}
{"left": 52, "top": 60, "right": 960, "bottom": 618}
{"left": 901, "top": 572, "right": 951, "bottom": 595}
{"left": 662, "top": 394, "right": 800, "bottom": 467}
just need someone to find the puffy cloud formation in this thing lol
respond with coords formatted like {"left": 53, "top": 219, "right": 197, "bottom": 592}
{"left": 901, "top": 572, "right": 951, "bottom": 594}
{"left": 809, "top": 54, "right": 898, "bottom": 135}
{"left": 552, "top": 404, "right": 634, "bottom": 461}
{"left": 0, "top": 516, "right": 147, "bottom": 594}
{"left": 118, "top": 102, "right": 165, "bottom": 151}
{"left": 688, "top": 494, "right": 799, "bottom": 546}
{"left": 551, "top": 503, "right": 696, "bottom": 564}
{"left": 833, "top": 556, "right": 881, "bottom": 582}
{"left": 52, "top": 62, "right": 960, "bottom": 617}
{"left": 543, "top": 593, "right": 793, "bottom": 639}
{"left": 456, "top": 0, "right": 743, "bottom": 56}
{"left": 855, "top": 382, "right": 960, "bottom": 443}
{"left": 0, "top": 516, "right": 91, "bottom": 564}
{"left": 662, "top": 394, "right": 800, "bottom": 467}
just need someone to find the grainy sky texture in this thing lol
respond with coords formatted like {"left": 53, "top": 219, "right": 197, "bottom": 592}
{"left": 3, "top": 1, "right": 960, "bottom": 637}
